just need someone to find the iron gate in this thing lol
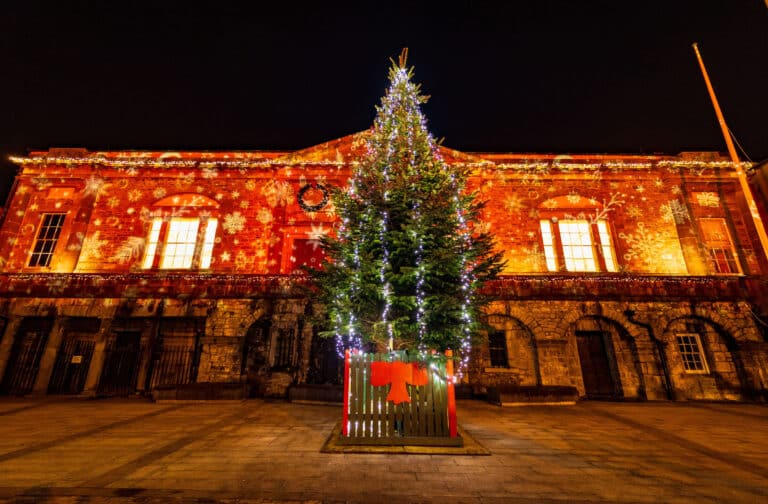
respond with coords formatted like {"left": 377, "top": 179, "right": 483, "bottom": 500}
{"left": 48, "top": 338, "right": 95, "bottom": 394}
{"left": 0, "top": 318, "right": 52, "bottom": 395}
{"left": 98, "top": 331, "right": 141, "bottom": 396}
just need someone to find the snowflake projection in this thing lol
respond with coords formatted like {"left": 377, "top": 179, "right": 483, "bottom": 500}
{"left": 127, "top": 189, "right": 143, "bottom": 202}
{"left": 66, "top": 232, "right": 85, "bottom": 252}
{"left": 219, "top": 251, "right": 231, "bottom": 262}
{"left": 223, "top": 212, "right": 246, "bottom": 234}
{"left": 239, "top": 200, "right": 250, "bottom": 209}
{"left": 519, "top": 242, "right": 545, "bottom": 272}
{"left": 125, "top": 166, "right": 139, "bottom": 177}
{"left": 175, "top": 172, "right": 195, "bottom": 189}
{"left": 153, "top": 187, "right": 167, "bottom": 200}
{"left": 626, "top": 205, "right": 643, "bottom": 218}
{"left": 245, "top": 180, "right": 257, "bottom": 192}
{"left": 653, "top": 178, "right": 665, "bottom": 188}
{"left": 503, "top": 194, "right": 526, "bottom": 212}
{"left": 83, "top": 176, "right": 108, "bottom": 198}
{"left": 80, "top": 231, "right": 109, "bottom": 261}
{"left": 634, "top": 185, "right": 645, "bottom": 193}
{"left": 695, "top": 192, "right": 720, "bottom": 207}
{"left": 231, "top": 190, "right": 240, "bottom": 200}
{"left": 107, "top": 197, "right": 120, "bottom": 209}
{"left": 619, "top": 222, "right": 671, "bottom": 269}
{"left": 261, "top": 180, "right": 294, "bottom": 207}
{"left": 671, "top": 185, "right": 682, "bottom": 195}
{"left": 660, "top": 200, "right": 690, "bottom": 224}
{"left": 307, "top": 223, "right": 328, "bottom": 251}
{"left": 215, "top": 193, "right": 224, "bottom": 201}
{"left": 256, "top": 207, "right": 274, "bottom": 225}
{"left": 542, "top": 199, "right": 559, "bottom": 209}
{"left": 111, "top": 237, "right": 146, "bottom": 264}
{"left": 235, "top": 250, "right": 252, "bottom": 271}
{"left": 201, "top": 167, "right": 219, "bottom": 179}
{"left": 566, "top": 193, "right": 583, "bottom": 205}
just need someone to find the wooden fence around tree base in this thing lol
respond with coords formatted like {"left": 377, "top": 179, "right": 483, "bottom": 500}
{"left": 339, "top": 350, "right": 460, "bottom": 446}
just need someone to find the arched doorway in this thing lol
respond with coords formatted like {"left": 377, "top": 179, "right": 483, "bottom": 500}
{"left": 572, "top": 317, "right": 644, "bottom": 400}
{"left": 241, "top": 319, "right": 271, "bottom": 397}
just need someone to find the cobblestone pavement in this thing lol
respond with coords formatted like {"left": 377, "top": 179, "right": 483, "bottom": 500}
{"left": 0, "top": 398, "right": 766, "bottom": 503}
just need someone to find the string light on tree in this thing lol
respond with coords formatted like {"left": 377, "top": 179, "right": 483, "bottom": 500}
{"left": 311, "top": 49, "right": 504, "bottom": 368}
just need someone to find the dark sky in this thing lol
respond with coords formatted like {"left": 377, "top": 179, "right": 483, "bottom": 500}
{"left": 1, "top": 1, "right": 766, "bottom": 202}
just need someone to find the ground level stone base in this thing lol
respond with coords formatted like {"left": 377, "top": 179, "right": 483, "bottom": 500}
{"left": 0, "top": 296, "right": 766, "bottom": 402}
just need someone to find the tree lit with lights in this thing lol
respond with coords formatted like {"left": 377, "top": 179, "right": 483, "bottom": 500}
{"left": 312, "top": 50, "right": 504, "bottom": 366}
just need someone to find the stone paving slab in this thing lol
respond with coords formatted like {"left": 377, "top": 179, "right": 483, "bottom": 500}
{"left": 0, "top": 398, "right": 765, "bottom": 503}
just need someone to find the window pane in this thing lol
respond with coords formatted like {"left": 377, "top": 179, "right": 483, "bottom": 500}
{"left": 597, "top": 220, "right": 618, "bottom": 272}
{"left": 539, "top": 220, "right": 557, "bottom": 271}
{"left": 676, "top": 333, "right": 708, "bottom": 373}
{"left": 160, "top": 219, "right": 199, "bottom": 269}
{"left": 199, "top": 218, "right": 217, "bottom": 269}
{"left": 28, "top": 213, "right": 66, "bottom": 267}
{"left": 699, "top": 219, "right": 739, "bottom": 274}
{"left": 142, "top": 218, "right": 163, "bottom": 269}
{"left": 488, "top": 331, "right": 509, "bottom": 368}
{"left": 559, "top": 220, "right": 596, "bottom": 272}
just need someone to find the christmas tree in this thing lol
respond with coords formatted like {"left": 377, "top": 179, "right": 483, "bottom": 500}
{"left": 313, "top": 50, "right": 504, "bottom": 366}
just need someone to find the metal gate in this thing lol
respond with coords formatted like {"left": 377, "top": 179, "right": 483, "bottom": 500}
{"left": 0, "top": 318, "right": 52, "bottom": 395}
{"left": 148, "top": 318, "right": 202, "bottom": 390}
{"left": 98, "top": 331, "right": 141, "bottom": 396}
{"left": 48, "top": 338, "right": 95, "bottom": 394}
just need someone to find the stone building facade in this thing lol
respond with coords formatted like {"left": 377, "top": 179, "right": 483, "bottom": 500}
{"left": 0, "top": 134, "right": 766, "bottom": 401}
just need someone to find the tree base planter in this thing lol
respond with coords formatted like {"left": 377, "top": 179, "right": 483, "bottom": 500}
{"left": 339, "top": 350, "right": 462, "bottom": 447}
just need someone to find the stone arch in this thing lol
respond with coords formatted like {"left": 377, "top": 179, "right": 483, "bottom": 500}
{"left": 567, "top": 315, "right": 646, "bottom": 400}
{"left": 662, "top": 315, "right": 746, "bottom": 401}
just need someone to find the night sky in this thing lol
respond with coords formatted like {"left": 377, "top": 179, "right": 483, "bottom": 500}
{"left": 1, "top": 2, "right": 766, "bottom": 203}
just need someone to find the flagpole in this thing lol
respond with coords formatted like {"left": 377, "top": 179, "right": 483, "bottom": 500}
{"left": 692, "top": 42, "right": 768, "bottom": 262}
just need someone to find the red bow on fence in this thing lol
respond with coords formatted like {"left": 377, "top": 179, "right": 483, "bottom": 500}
{"left": 370, "top": 361, "right": 429, "bottom": 404}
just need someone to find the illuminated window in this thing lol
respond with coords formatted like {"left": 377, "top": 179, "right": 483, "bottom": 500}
{"left": 675, "top": 333, "right": 709, "bottom": 373}
{"left": 29, "top": 213, "right": 66, "bottom": 267}
{"left": 540, "top": 219, "right": 617, "bottom": 272}
{"left": 142, "top": 217, "right": 218, "bottom": 270}
{"left": 699, "top": 218, "right": 740, "bottom": 274}
{"left": 488, "top": 331, "right": 509, "bottom": 368}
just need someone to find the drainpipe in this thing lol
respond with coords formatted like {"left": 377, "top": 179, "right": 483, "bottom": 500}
{"left": 623, "top": 309, "right": 674, "bottom": 401}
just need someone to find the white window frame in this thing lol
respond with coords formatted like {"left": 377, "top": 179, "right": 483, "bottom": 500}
{"left": 142, "top": 217, "right": 218, "bottom": 270}
{"left": 675, "top": 333, "right": 710, "bottom": 374}
{"left": 540, "top": 218, "right": 618, "bottom": 273}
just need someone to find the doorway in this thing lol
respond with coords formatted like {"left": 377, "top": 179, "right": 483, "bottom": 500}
{"left": 576, "top": 330, "right": 617, "bottom": 399}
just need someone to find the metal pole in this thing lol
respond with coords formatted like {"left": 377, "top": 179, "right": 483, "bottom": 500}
{"left": 692, "top": 42, "right": 768, "bottom": 262}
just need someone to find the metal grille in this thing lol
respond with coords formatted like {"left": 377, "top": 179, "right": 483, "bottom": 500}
{"left": 98, "top": 331, "right": 141, "bottom": 396}
{"left": 148, "top": 318, "right": 201, "bottom": 389}
{"left": 1, "top": 318, "right": 52, "bottom": 395}
{"left": 29, "top": 213, "right": 66, "bottom": 267}
{"left": 48, "top": 338, "right": 95, "bottom": 394}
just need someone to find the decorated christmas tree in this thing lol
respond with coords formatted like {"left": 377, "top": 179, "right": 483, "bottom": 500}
{"left": 313, "top": 50, "right": 504, "bottom": 367}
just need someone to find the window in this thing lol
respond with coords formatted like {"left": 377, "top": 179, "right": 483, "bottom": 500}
{"left": 273, "top": 328, "right": 295, "bottom": 369}
{"left": 540, "top": 219, "right": 617, "bottom": 272}
{"left": 142, "top": 217, "right": 218, "bottom": 270}
{"left": 488, "top": 331, "right": 509, "bottom": 368}
{"left": 676, "top": 333, "right": 709, "bottom": 373}
{"left": 29, "top": 213, "right": 66, "bottom": 267}
{"left": 699, "top": 218, "right": 740, "bottom": 274}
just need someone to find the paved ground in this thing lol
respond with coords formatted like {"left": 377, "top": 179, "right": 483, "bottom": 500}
{"left": 0, "top": 398, "right": 766, "bottom": 503}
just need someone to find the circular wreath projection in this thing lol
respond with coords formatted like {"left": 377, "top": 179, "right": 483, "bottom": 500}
{"left": 297, "top": 183, "right": 329, "bottom": 212}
